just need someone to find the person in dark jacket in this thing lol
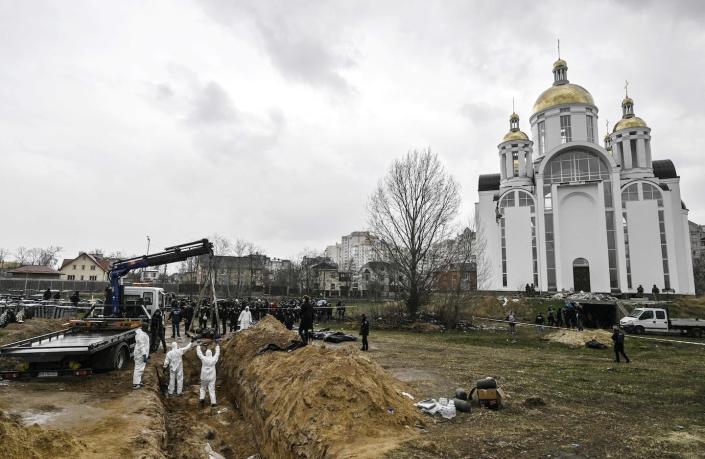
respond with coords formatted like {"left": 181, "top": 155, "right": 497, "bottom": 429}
{"left": 636, "top": 284, "right": 644, "bottom": 298}
{"left": 299, "top": 296, "right": 314, "bottom": 345}
{"left": 169, "top": 301, "right": 181, "bottom": 338}
{"left": 183, "top": 302, "right": 194, "bottom": 334}
{"left": 360, "top": 314, "right": 370, "bottom": 351}
{"left": 70, "top": 291, "right": 80, "bottom": 307}
{"left": 150, "top": 308, "right": 167, "bottom": 353}
{"left": 534, "top": 312, "right": 545, "bottom": 335}
{"left": 611, "top": 326, "right": 630, "bottom": 363}
{"left": 43, "top": 288, "right": 52, "bottom": 301}
{"left": 651, "top": 284, "right": 660, "bottom": 301}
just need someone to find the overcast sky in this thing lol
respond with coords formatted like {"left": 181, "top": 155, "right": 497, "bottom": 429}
{"left": 1, "top": 0, "right": 704, "bottom": 262}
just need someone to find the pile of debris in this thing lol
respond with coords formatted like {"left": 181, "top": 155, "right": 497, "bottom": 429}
{"left": 0, "top": 410, "right": 86, "bottom": 458}
{"left": 219, "top": 316, "right": 423, "bottom": 458}
{"left": 545, "top": 328, "right": 613, "bottom": 348}
{"left": 552, "top": 291, "right": 619, "bottom": 302}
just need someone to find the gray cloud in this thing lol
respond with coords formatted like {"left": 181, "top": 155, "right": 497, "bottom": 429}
{"left": 0, "top": 0, "right": 703, "bottom": 260}
{"left": 198, "top": 0, "right": 357, "bottom": 93}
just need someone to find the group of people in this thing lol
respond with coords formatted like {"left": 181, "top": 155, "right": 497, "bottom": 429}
{"left": 130, "top": 294, "right": 371, "bottom": 405}
{"left": 133, "top": 323, "right": 221, "bottom": 407}
{"left": 542, "top": 302, "right": 585, "bottom": 330}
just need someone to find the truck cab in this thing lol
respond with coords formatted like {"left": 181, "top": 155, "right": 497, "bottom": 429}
{"left": 122, "top": 286, "right": 167, "bottom": 316}
{"left": 620, "top": 308, "right": 669, "bottom": 334}
{"left": 93, "top": 286, "right": 166, "bottom": 319}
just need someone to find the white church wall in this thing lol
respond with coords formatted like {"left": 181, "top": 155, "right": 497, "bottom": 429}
{"left": 505, "top": 206, "right": 533, "bottom": 290}
{"left": 626, "top": 200, "right": 664, "bottom": 291}
{"left": 554, "top": 184, "right": 610, "bottom": 292}
{"left": 662, "top": 179, "right": 695, "bottom": 294}
{"left": 477, "top": 192, "right": 501, "bottom": 290}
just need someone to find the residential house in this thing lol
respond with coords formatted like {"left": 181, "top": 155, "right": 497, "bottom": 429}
{"left": 59, "top": 252, "right": 113, "bottom": 281}
{"left": 10, "top": 265, "right": 63, "bottom": 280}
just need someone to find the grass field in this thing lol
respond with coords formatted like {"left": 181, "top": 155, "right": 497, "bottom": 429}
{"left": 328, "top": 323, "right": 705, "bottom": 458}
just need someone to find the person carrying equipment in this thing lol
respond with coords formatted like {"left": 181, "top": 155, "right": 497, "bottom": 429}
{"left": 197, "top": 341, "right": 220, "bottom": 407}
{"left": 133, "top": 324, "right": 151, "bottom": 389}
{"left": 163, "top": 340, "right": 194, "bottom": 396}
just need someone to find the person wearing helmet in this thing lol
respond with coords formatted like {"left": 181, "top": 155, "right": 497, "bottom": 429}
{"left": 163, "top": 339, "right": 194, "bottom": 396}
{"left": 133, "top": 323, "right": 151, "bottom": 389}
{"left": 196, "top": 341, "right": 220, "bottom": 407}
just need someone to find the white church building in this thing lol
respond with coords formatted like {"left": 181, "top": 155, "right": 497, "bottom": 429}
{"left": 476, "top": 58, "right": 695, "bottom": 294}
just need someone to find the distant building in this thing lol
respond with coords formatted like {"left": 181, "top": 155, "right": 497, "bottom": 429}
{"left": 197, "top": 254, "right": 269, "bottom": 294}
{"left": 689, "top": 220, "right": 705, "bottom": 261}
{"left": 10, "top": 265, "right": 63, "bottom": 280}
{"left": 353, "top": 261, "right": 398, "bottom": 298}
{"left": 140, "top": 268, "right": 159, "bottom": 283}
{"left": 59, "top": 252, "right": 113, "bottom": 281}
{"left": 325, "top": 231, "right": 381, "bottom": 272}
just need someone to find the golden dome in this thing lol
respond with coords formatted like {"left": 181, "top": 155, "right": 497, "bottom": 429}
{"left": 553, "top": 58, "right": 567, "bottom": 70}
{"left": 502, "top": 130, "right": 529, "bottom": 142}
{"left": 532, "top": 83, "right": 595, "bottom": 115}
{"left": 613, "top": 116, "right": 648, "bottom": 132}
{"left": 622, "top": 96, "right": 634, "bottom": 106}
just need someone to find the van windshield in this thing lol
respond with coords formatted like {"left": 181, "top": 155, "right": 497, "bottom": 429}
{"left": 628, "top": 309, "right": 644, "bottom": 318}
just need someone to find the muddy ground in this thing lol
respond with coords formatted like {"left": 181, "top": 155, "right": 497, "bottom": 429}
{"left": 2, "top": 316, "right": 705, "bottom": 458}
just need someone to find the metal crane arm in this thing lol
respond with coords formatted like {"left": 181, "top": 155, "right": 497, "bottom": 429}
{"left": 108, "top": 239, "right": 213, "bottom": 316}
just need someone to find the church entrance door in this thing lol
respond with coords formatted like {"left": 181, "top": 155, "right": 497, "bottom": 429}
{"left": 573, "top": 258, "right": 591, "bottom": 292}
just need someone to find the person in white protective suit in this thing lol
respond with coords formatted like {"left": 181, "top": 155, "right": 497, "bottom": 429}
{"left": 197, "top": 342, "right": 220, "bottom": 407}
{"left": 238, "top": 306, "right": 253, "bottom": 331}
{"left": 133, "top": 324, "right": 151, "bottom": 389}
{"left": 163, "top": 340, "right": 193, "bottom": 395}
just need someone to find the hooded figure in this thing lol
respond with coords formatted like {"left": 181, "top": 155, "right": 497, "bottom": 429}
{"left": 196, "top": 344, "right": 220, "bottom": 407}
{"left": 163, "top": 340, "right": 193, "bottom": 395}
{"left": 133, "top": 326, "right": 150, "bottom": 388}
{"left": 238, "top": 306, "right": 253, "bottom": 330}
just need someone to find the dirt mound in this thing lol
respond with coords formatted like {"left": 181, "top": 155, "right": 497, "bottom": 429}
{"left": 0, "top": 410, "right": 86, "bottom": 458}
{"left": 545, "top": 328, "right": 612, "bottom": 347}
{"left": 0, "top": 318, "right": 67, "bottom": 346}
{"left": 407, "top": 322, "right": 443, "bottom": 332}
{"left": 220, "top": 315, "right": 423, "bottom": 458}
{"left": 0, "top": 319, "right": 69, "bottom": 369}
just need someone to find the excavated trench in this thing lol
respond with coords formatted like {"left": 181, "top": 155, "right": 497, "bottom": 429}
{"left": 178, "top": 316, "right": 424, "bottom": 459}
{"left": 1, "top": 317, "right": 421, "bottom": 459}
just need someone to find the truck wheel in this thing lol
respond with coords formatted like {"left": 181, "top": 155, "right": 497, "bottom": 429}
{"left": 111, "top": 343, "right": 130, "bottom": 370}
{"left": 93, "top": 343, "right": 129, "bottom": 371}
{"left": 689, "top": 328, "right": 703, "bottom": 339}
{"left": 635, "top": 326, "right": 645, "bottom": 335}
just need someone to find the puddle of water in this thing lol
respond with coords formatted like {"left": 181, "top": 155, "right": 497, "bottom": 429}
{"left": 20, "top": 408, "right": 63, "bottom": 425}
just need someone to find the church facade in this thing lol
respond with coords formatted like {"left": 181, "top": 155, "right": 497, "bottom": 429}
{"left": 475, "top": 58, "right": 695, "bottom": 294}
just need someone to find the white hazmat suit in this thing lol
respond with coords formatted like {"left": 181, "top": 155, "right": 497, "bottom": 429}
{"left": 163, "top": 341, "right": 193, "bottom": 395}
{"left": 238, "top": 306, "right": 253, "bottom": 330}
{"left": 133, "top": 327, "right": 150, "bottom": 387}
{"left": 197, "top": 344, "right": 220, "bottom": 405}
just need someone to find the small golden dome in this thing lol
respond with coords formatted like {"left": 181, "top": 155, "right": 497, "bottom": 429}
{"left": 613, "top": 116, "right": 648, "bottom": 132}
{"left": 622, "top": 96, "right": 634, "bottom": 106}
{"left": 510, "top": 112, "right": 519, "bottom": 122}
{"left": 532, "top": 83, "right": 595, "bottom": 115}
{"left": 553, "top": 58, "right": 567, "bottom": 70}
{"left": 502, "top": 130, "right": 529, "bottom": 142}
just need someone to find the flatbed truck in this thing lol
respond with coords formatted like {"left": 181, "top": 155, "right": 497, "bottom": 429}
{"left": 0, "top": 239, "right": 212, "bottom": 379}
{"left": 619, "top": 307, "right": 705, "bottom": 338}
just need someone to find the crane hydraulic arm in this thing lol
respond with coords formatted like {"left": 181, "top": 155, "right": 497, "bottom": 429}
{"left": 108, "top": 238, "right": 213, "bottom": 316}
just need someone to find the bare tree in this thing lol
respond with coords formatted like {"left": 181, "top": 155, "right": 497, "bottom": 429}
{"left": 0, "top": 247, "right": 8, "bottom": 270}
{"left": 368, "top": 149, "right": 461, "bottom": 317}
{"left": 15, "top": 246, "right": 29, "bottom": 265}
{"left": 15, "top": 246, "right": 63, "bottom": 267}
